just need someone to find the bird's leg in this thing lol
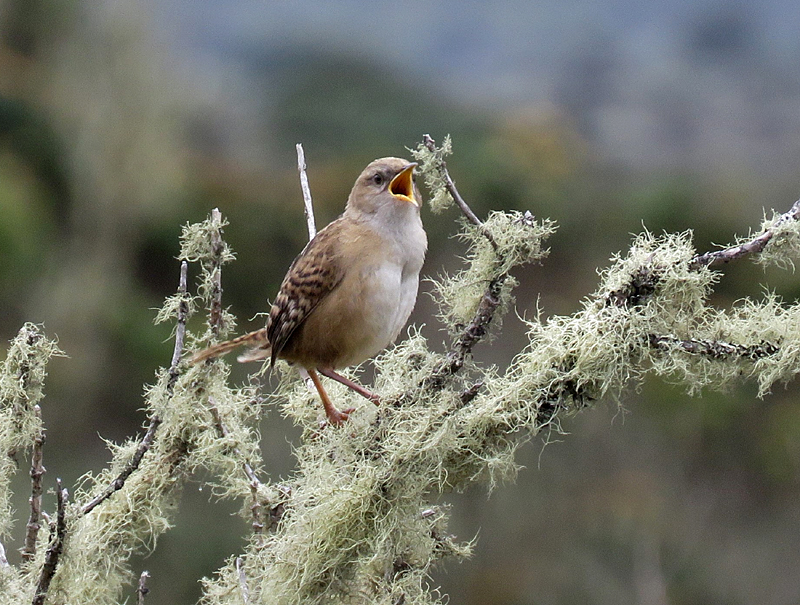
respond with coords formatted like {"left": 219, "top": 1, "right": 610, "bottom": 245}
{"left": 318, "top": 368, "right": 381, "bottom": 405}
{"left": 307, "top": 369, "right": 354, "bottom": 426}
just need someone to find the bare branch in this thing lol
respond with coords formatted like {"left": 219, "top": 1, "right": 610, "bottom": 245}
{"left": 236, "top": 557, "right": 250, "bottom": 605}
{"left": 208, "top": 398, "right": 266, "bottom": 533}
{"left": 80, "top": 420, "right": 161, "bottom": 516}
{"left": 33, "top": 479, "right": 68, "bottom": 605}
{"left": 137, "top": 571, "right": 150, "bottom": 605}
{"left": 81, "top": 260, "right": 189, "bottom": 515}
{"left": 296, "top": 143, "right": 317, "bottom": 240}
{"left": 22, "top": 404, "right": 46, "bottom": 564}
{"left": 690, "top": 199, "right": 800, "bottom": 269}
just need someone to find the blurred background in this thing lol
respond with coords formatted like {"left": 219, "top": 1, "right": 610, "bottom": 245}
{"left": 2, "top": 0, "right": 800, "bottom": 603}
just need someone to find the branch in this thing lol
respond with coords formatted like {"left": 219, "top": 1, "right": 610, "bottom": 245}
{"left": 22, "top": 404, "right": 46, "bottom": 564}
{"left": 604, "top": 199, "right": 800, "bottom": 311}
{"left": 208, "top": 208, "right": 226, "bottom": 337}
{"left": 33, "top": 479, "right": 68, "bottom": 605}
{"left": 422, "top": 134, "right": 496, "bottom": 250}
{"left": 168, "top": 260, "right": 190, "bottom": 388}
{"left": 295, "top": 148, "right": 318, "bottom": 393}
{"left": 416, "top": 136, "right": 520, "bottom": 390}
{"left": 423, "top": 274, "right": 506, "bottom": 391}
{"left": 689, "top": 199, "right": 800, "bottom": 269}
{"left": 81, "top": 260, "right": 189, "bottom": 515}
{"left": 296, "top": 143, "right": 316, "bottom": 240}
{"left": 136, "top": 571, "right": 150, "bottom": 605}
{"left": 648, "top": 334, "right": 778, "bottom": 360}
{"left": 0, "top": 540, "right": 8, "bottom": 567}
{"left": 208, "top": 398, "right": 267, "bottom": 533}
{"left": 236, "top": 557, "right": 250, "bottom": 605}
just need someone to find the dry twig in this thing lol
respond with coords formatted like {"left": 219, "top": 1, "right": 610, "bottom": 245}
{"left": 208, "top": 398, "right": 266, "bottom": 533}
{"left": 208, "top": 208, "right": 226, "bottom": 336}
{"left": 21, "top": 404, "right": 46, "bottom": 563}
{"left": 422, "top": 134, "right": 496, "bottom": 249}
{"left": 32, "top": 479, "right": 68, "bottom": 605}
{"left": 136, "top": 571, "right": 150, "bottom": 605}
{"left": 690, "top": 199, "right": 800, "bottom": 269}
{"left": 296, "top": 143, "right": 317, "bottom": 239}
{"left": 81, "top": 261, "right": 189, "bottom": 515}
{"left": 236, "top": 557, "right": 250, "bottom": 605}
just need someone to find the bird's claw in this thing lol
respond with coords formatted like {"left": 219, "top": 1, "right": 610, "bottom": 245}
{"left": 323, "top": 407, "right": 356, "bottom": 427}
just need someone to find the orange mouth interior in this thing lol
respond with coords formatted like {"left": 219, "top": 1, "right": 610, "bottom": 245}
{"left": 389, "top": 165, "right": 418, "bottom": 206}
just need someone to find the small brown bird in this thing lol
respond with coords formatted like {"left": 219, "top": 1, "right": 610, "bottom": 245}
{"left": 193, "top": 157, "right": 427, "bottom": 425}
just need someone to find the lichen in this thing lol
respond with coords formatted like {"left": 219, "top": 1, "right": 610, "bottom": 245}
{"left": 754, "top": 207, "right": 800, "bottom": 270}
{"left": 5, "top": 146, "right": 800, "bottom": 605}
{"left": 433, "top": 211, "right": 556, "bottom": 333}
{"left": 0, "top": 324, "right": 63, "bottom": 540}
{"left": 409, "top": 135, "right": 454, "bottom": 214}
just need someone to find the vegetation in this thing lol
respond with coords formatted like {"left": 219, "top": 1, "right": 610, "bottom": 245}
{"left": 2, "top": 137, "right": 800, "bottom": 604}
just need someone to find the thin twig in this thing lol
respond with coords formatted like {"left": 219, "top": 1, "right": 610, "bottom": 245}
{"left": 295, "top": 146, "right": 322, "bottom": 412}
{"left": 137, "top": 571, "right": 150, "bottom": 605}
{"left": 296, "top": 143, "right": 317, "bottom": 240}
{"left": 208, "top": 398, "right": 266, "bottom": 533}
{"left": 413, "top": 135, "right": 509, "bottom": 392}
{"left": 236, "top": 557, "right": 250, "bottom": 605}
{"left": 422, "top": 134, "right": 497, "bottom": 249}
{"left": 690, "top": 199, "right": 800, "bottom": 269}
{"left": 424, "top": 275, "right": 506, "bottom": 391}
{"left": 648, "top": 334, "right": 778, "bottom": 360}
{"left": 33, "top": 479, "right": 68, "bottom": 605}
{"left": 169, "top": 260, "right": 190, "bottom": 387}
{"left": 22, "top": 405, "right": 46, "bottom": 564}
{"left": 459, "top": 381, "right": 484, "bottom": 405}
{"left": 209, "top": 208, "right": 226, "bottom": 336}
{"left": 81, "top": 261, "right": 189, "bottom": 515}
{"left": 604, "top": 199, "right": 800, "bottom": 309}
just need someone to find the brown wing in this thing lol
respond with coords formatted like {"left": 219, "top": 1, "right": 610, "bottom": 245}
{"left": 266, "top": 221, "right": 346, "bottom": 366}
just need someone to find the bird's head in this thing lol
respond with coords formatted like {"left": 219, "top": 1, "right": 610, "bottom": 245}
{"left": 346, "top": 157, "right": 422, "bottom": 217}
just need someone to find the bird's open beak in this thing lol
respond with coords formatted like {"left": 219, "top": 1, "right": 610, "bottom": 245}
{"left": 389, "top": 163, "right": 419, "bottom": 207}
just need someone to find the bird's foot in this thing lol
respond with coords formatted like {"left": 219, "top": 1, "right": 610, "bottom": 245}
{"left": 323, "top": 406, "right": 356, "bottom": 427}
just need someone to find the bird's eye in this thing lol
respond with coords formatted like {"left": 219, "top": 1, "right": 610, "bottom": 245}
{"left": 372, "top": 173, "right": 384, "bottom": 186}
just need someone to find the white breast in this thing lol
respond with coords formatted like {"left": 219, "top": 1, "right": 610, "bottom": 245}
{"left": 337, "top": 213, "right": 426, "bottom": 368}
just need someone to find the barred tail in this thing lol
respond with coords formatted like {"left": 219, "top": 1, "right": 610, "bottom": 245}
{"left": 190, "top": 328, "right": 269, "bottom": 364}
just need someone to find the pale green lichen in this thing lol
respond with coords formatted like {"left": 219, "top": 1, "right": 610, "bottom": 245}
{"left": 409, "top": 135, "right": 454, "bottom": 214}
{"left": 0, "top": 324, "right": 63, "bottom": 540}
{"left": 754, "top": 207, "right": 800, "bottom": 270}
{"left": 178, "top": 211, "right": 236, "bottom": 266}
{"left": 433, "top": 211, "right": 556, "bottom": 333}
{"left": 195, "top": 194, "right": 800, "bottom": 605}
{"left": 6, "top": 144, "right": 800, "bottom": 605}
{"left": 179, "top": 210, "right": 238, "bottom": 341}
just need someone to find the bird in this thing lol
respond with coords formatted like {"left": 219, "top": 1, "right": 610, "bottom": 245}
{"left": 192, "top": 157, "right": 427, "bottom": 425}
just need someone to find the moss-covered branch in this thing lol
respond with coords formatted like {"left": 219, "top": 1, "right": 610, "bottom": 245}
{"left": 198, "top": 140, "right": 800, "bottom": 605}
{"left": 2, "top": 138, "right": 800, "bottom": 605}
